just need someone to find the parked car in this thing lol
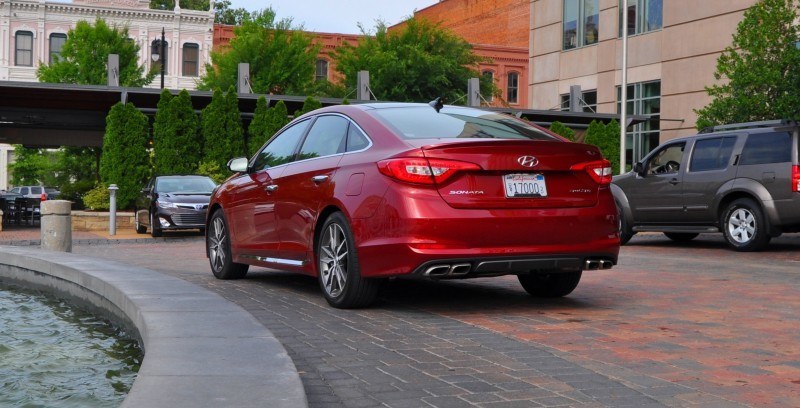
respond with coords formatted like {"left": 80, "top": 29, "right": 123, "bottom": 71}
{"left": 44, "top": 187, "right": 60, "bottom": 200}
{"left": 613, "top": 120, "right": 800, "bottom": 251}
{"left": 135, "top": 175, "right": 217, "bottom": 237}
{"left": 9, "top": 186, "right": 46, "bottom": 199}
{"left": 205, "top": 102, "right": 620, "bottom": 308}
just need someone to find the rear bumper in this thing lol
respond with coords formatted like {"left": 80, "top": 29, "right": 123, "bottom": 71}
{"left": 351, "top": 185, "right": 620, "bottom": 278}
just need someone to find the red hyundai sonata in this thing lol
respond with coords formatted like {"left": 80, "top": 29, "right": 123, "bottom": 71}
{"left": 206, "top": 103, "right": 620, "bottom": 308}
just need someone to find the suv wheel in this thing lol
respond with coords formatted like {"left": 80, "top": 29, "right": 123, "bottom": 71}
{"left": 617, "top": 203, "right": 635, "bottom": 245}
{"left": 664, "top": 232, "right": 698, "bottom": 242}
{"left": 721, "top": 198, "right": 770, "bottom": 252}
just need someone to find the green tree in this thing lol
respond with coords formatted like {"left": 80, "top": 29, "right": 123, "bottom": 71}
{"left": 100, "top": 102, "right": 151, "bottom": 209}
{"left": 8, "top": 146, "right": 56, "bottom": 187}
{"left": 295, "top": 96, "right": 322, "bottom": 117}
{"left": 153, "top": 89, "right": 202, "bottom": 174}
{"left": 199, "top": 9, "right": 320, "bottom": 95}
{"left": 696, "top": 0, "right": 800, "bottom": 129}
{"left": 584, "top": 120, "right": 621, "bottom": 174}
{"left": 334, "top": 18, "right": 496, "bottom": 103}
{"left": 247, "top": 98, "right": 289, "bottom": 156}
{"left": 54, "top": 147, "right": 102, "bottom": 205}
{"left": 202, "top": 87, "right": 245, "bottom": 169}
{"left": 214, "top": 0, "right": 252, "bottom": 25}
{"left": 37, "top": 18, "right": 154, "bottom": 87}
{"left": 548, "top": 121, "right": 575, "bottom": 141}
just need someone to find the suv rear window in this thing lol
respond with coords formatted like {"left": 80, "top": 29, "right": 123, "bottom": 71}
{"left": 740, "top": 132, "right": 791, "bottom": 165}
{"left": 370, "top": 107, "right": 558, "bottom": 141}
{"left": 690, "top": 136, "right": 736, "bottom": 172}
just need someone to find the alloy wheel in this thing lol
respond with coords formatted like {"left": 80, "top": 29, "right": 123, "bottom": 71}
{"left": 208, "top": 217, "right": 227, "bottom": 273}
{"left": 319, "top": 223, "right": 348, "bottom": 298}
{"left": 727, "top": 208, "right": 756, "bottom": 244}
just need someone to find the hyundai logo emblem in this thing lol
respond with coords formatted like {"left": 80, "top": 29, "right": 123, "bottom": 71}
{"left": 517, "top": 156, "right": 539, "bottom": 168}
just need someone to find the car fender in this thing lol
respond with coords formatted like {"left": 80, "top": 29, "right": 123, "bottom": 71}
{"left": 610, "top": 183, "right": 632, "bottom": 225}
{"left": 716, "top": 178, "right": 780, "bottom": 232}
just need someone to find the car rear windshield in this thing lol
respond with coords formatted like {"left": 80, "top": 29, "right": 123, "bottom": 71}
{"left": 157, "top": 177, "right": 216, "bottom": 194}
{"left": 370, "top": 107, "right": 559, "bottom": 141}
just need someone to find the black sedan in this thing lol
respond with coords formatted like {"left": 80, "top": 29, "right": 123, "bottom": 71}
{"left": 135, "top": 175, "right": 217, "bottom": 237}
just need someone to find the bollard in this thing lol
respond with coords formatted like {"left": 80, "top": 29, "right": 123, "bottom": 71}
{"left": 108, "top": 184, "right": 119, "bottom": 236}
{"left": 41, "top": 200, "right": 72, "bottom": 252}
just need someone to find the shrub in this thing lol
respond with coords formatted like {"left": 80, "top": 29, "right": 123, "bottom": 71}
{"left": 100, "top": 102, "right": 150, "bottom": 209}
{"left": 584, "top": 120, "right": 621, "bottom": 174}
{"left": 82, "top": 183, "right": 110, "bottom": 211}
{"left": 548, "top": 121, "right": 575, "bottom": 141}
{"left": 196, "top": 160, "right": 228, "bottom": 184}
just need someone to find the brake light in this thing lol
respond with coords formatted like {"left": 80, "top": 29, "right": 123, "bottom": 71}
{"left": 793, "top": 165, "right": 800, "bottom": 192}
{"left": 377, "top": 158, "right": 481, "bottom": 185}
{"left": 571, "top": 159, "right": 613, "bottom": 185}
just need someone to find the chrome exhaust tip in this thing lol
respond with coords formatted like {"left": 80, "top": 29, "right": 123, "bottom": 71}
{"left": 600, "top": 260, "right": 614, "bottom": 270}
{"left": 584, "top": 259, "right": 600, "bottom": 270}
{"left": 424, "top": 265, "right": 451, "bottom": 277}
{"left": 449, "top": 263, "right": 471, "bottom": 276}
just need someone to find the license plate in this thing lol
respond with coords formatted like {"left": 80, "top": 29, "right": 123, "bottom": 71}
{"left": 503, "top": 173, "right": 547, "bottom": 198}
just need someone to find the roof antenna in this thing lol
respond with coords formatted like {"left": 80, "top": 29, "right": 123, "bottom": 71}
{"left": 428, "top": 97, "right": 444, "bottom": 113}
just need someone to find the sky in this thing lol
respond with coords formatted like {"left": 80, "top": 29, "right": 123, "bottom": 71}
{"left": 226, "top": 0, "right": 440, "bottom": 34}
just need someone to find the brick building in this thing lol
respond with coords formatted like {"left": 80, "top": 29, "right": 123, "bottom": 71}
{"left": 530, "top": 0, "right": 758, "bottom": 163}
{"left": 394, "top": 0, "right": 530, "bottom": 107}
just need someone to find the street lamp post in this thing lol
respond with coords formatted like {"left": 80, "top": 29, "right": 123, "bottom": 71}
{"left": 150, "top": 28, "right": 166, "bottom": 89}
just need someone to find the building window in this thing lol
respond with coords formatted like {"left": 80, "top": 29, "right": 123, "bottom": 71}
{"left": 563, "top": 0, "right": 599, "bottom": 50}
{"left": 182, "top": 43, "right": 199, "bottom": 77}
{"left": 15, "top": 31, "right": 33, "bottom": 67}
{"left": 507, "top": 72, "right": 519, "bottom": 104}
{"left": 49, "top": 33, "right": 67, "bottom": 64}
{"left": 315, "top": 59, "right": 329, "bottom": 82}
{"left": 151, "top": 39, "right": 169, "bottom": 75}
{"left": 620, "top": 0, "right": 663, "bottom": 36}
{"left": 561, "top": 90, "right": 597, "bottom": 112}
{"left": 617, "top": 80, "right": 661, "bottom": 164}
{"left": 482, "top": 70, "right": 494, "bottom": 102}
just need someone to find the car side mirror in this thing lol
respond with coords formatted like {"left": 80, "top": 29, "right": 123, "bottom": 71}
{"left": 633, "top": 162, "right": 644, "bottom": 176}
{"left": 227, "top": 157, "right": 249, "bottom": 173}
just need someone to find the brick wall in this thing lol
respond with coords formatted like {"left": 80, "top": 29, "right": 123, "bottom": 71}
{"left": 71, "top": 212, "right": 135, "bottom": 232}
{"left": 405, "top": 0, "right": 530, "bottom": 48}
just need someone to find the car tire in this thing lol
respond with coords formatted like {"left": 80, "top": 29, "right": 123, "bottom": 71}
{"left": 317, "top": 212, "right": 379, "bottom": 309}
{"left": 721, "top": 198, "right": 770, "bottom": 252}
{"left": 135, "top": 211, "right": 147, "bottom": 234}
{"left": 518, "top": 271, "right": 582, "bottom": 298}
{"left": 664, "top": 232, "right": 699, "bottom": 242}
{"left": 150, "top": 212, "right": 163, "bottom": 238}
{"left": 207, "top": 210, "right": 248, "bottom": 279}
{"left": 617, "top": 203, "right": 635, "bottom": 245}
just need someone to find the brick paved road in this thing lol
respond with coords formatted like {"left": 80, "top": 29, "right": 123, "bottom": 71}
{"left": 71, "top": 233, "right": 800, "bottom": 408}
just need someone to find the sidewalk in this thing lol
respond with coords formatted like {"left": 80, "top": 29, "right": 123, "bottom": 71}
{"left": 0, "top": 224, "right": 201, "bottom": 246}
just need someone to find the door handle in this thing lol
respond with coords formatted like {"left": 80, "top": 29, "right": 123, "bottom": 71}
{"left": 265, "top": 184, "right": 278, "bottom": 192}
{"left": 669, "top": 178, "right": 680, "bottom": 185}
{"left": 311, "top": 175, "right": 329, "bottom": 184}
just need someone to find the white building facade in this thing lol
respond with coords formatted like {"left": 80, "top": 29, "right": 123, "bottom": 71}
{"left": 0, "top": 0, "right": 215, "bottom": 189}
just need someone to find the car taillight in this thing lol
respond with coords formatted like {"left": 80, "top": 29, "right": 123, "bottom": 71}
{"left": 377, "top": 158, "right": 481, "bottom": 185}
{"left": 571, "top": 159, "right": 613, "bottom": 185}
{"left": 793, "top": 165, "right": 800, "bottom": 192}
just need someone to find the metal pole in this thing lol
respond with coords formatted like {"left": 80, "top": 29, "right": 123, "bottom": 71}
{"left": 108, "top": 184, "right": 118, "bottom": 236}
{"left": 620, "top": 0, "right": 629, "bottom": 174}
{"left": 160, "top": 27, "right": 165, "bottom": 89}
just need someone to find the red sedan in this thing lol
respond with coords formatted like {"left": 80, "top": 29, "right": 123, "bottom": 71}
{"left": 206, "top": 103, "right": 619, "bottom": 308}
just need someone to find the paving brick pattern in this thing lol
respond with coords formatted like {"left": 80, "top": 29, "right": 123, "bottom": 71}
{"left": 6, "top": 225, "right": 796, "bottom": 407}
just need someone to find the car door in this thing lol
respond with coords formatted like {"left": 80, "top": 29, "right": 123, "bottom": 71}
{"left": 275, "top": 114, "right": 349, "bottom": 265}
{"left": 136, "top": 178, "right": 155, "bottom": 227}
{"left": 682, "top": 135, "right": 739, "bottom": 224}
{"left": 627, "top": 142, "right": 687, "bottom": 224}
{"left": 227, "top": 119, "right": 311, "bottom": 258}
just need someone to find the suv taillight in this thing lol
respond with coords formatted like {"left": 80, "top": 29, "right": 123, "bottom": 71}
{"left": 793, "top": 165, "right": 800, "bottom": 192}
{"left": 571, "top": 159, "right": 613, "bottom": 185}
{"left": 377, "top": 158, "right": 481, "bottom": 185}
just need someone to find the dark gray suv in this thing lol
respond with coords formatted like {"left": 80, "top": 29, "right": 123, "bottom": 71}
{"left": 613, "top": 120, "right": 800, "bottom": 251}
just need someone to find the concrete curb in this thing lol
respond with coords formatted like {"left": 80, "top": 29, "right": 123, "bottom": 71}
{"left": 0, "top": 246, "right": 308, "bottom": 408}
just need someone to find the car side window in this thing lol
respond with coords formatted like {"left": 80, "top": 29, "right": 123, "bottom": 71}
{"left": 20, "top": 187, "right": 28, "bottom": 195}
{"left": 298, "top": 115, "right": 349, "bottom": 160}
{"left": 690, "top": 136, "right": 736, "bottom": 172}
{"left": 252, "top": 119, "right": 311, "bottom": 171}
{"left": 346, "top": 124, "right": 370, "bottom": 152}
{"left": 740, "top": 132, "right": 791, "bottom": 165}
{"left": 646, "top": 143, "right": 685, "bottom": 175}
